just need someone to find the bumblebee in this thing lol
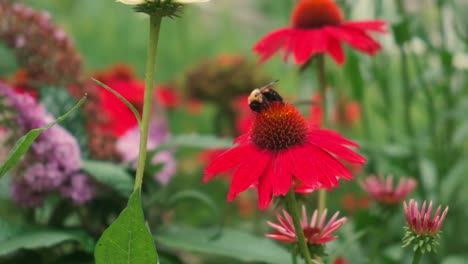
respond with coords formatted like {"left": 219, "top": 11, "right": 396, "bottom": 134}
{"left": 248, "top": 80, "right": 284, "bottom": 112}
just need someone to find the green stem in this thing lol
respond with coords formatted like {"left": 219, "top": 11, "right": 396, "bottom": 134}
{"left": 134, "top": 15, "right": 162, "bottom": 192}
{"left": 285, "top": 189, "right": 314, "bottom": 264}
{"left": 316, "top": 54, "right": 327, "bottom": 216}
{"left": 412, "top": 250, "right": 422, "bottom": 264}
{"left": 292, "top": 250, "right": 298, "bottom": 264}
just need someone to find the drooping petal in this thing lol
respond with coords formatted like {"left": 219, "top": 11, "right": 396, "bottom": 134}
{"left": 203, "top": 143, "right": 255, "bottom": 182}
{"left": 325, "top": 26, "right": 382, "bottom": 55}
{"left": 286, "top": 145, "right": 318, "bottom": 188}
{"left": 283, "top": 30, "right": 303, "bottom": 62}
{"left": 342, "top": 20, "right": 387, "bottom": 33}
{"left": 293, "top": 29, "right": 328, "bottom": 64}
{"left": 307, "top": 129, "right": 366, "bottom": 165}
{"left": 257, "top": 158, "right": 275, "bottom": 209}
{"left": 227, "top": 148, "right": 271, "bottom": 201}
{"left": 272, "top": 152, "right": 293, "bottom": 196}
{"left": 326, "top": 36, "right": 345, "bottom": 65}
{"left": 253, "top": 28, "right": 293, "bottom": 63}
{"left": 301, "top": 143, "right": 355, "bottom": 189}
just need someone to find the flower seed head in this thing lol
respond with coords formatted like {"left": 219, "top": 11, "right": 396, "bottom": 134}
{"left": 292, "top": 0, "right": 343, "bottom": 29}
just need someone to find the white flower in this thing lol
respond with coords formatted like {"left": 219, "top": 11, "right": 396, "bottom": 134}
{"left": 116, "top": 0, "right": 209, "bottom": 5}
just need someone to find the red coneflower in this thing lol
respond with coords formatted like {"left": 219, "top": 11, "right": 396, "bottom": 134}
{"left": 203, "top": 85, "right": 365, "bottom": 209}
{"left": 156, "top": 84, "right": 180, "bottom": 109}
{"left": 360, "top": 175, "right": 416, "bottom": 205}
{"left": 253, "top": 0, "right": 387, "bottom": 65}
{"left": 266, "top": 206, "right": 346, "bottom": 244}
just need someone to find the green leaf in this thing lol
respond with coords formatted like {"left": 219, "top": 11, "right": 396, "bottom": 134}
{"left": 95, "top": 191, "right": 158, "bottom": 264}
{"left": 82, "top": 160, "right": 134, "bottom": 197}
{"left": 156, "top": 226, "right": 290, "bottom": 264}
{"left": 0, "top": 219, "right": 93, "bottom": 256}
{"left": 92, "top": 78, "right": 141, "bottom": 126}
{"left": 0, "top": 96, "right": 87, "bottom": 178}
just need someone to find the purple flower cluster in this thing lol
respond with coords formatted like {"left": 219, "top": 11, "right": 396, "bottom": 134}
{"left": 117, "top": 118, "right": 176, "bottom": 185}
{"left": 0, "top": 82, "right": 94, "bottom": 207}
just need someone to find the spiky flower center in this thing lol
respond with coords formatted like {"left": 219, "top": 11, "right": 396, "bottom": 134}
{"left": 251, "top": 103, "right": 307, "bottom": 151}
{"left": 292, "top": 0, "right": 343, "bottom": 29}
{"left": 303, "top": 227, "right": 321, "bottom": 241}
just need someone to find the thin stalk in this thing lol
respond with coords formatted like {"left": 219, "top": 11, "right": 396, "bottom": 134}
{"left": 316, "top": 54, "right": 328, "bottom": 216}
{"left": 134, "top": 15, "right": 162, "bottom": 192}
{"left": 412, "top": 250, "right": 422, "bottom": 264}
{"left": 285, "top": 189, "right": 314, "bottom": 264}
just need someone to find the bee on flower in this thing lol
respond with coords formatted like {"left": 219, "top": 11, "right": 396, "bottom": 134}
{"left": 203, "top": 82, "right": 366, "bottom": 209}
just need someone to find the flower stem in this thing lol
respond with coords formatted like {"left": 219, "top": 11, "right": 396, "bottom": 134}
{"left": 316, "top": 54, "right": 327, "bottom": 216}
{"left": 412, "top": 250, "right": 422, "bottom": 264}
{"left": 134, "top": 14, "right": 162, "bottom": 192}
{"left": 285, "top": 189, "right": 314, "bottom": 264}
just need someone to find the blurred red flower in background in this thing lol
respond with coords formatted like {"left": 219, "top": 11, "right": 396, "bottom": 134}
{"left": 333, "top": 257, "right": 350, "bottom": 264}
{"left": 253, "top": 0, "right": 386, "bottom": 65}
{"left": 232, "top": 95, "right": 254, "bottom": 135}
{"left": 341, "top": 193, "right": 370, "bottom": 214}
{"left": 93, "top": 64, "right": 180, "bottom": 137}
{"left": 96, "top": 64, "right": 145, "bottom": 137}
{"left": 309, "top": 93, "right": 361, "bottom": 127}
{"left": 155, "top": 84, "right": 180, "bottom": 109}
{"left": 10, "top": 70, "right": 37, "bottom": 98}
{"left": 360, "top": 175, "right": 417, "bottom": 205}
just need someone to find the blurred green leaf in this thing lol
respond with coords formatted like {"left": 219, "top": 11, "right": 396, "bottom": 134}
{"left": 442, "top": 256, "right": 468, "bottom": 264}
{"left": 156, "top": 226, "right": 290, "bottom": 264}
{"left": 392, "top": 20, "right": 411, "bottom": 45}
{"left": 418, "top": 158, "right": 437, "bottom": 196}
{"left": 440, "top": 157, "right": 468, "bottom": 203}
{"left": 95, "top": 191, "right": 158, "bottom": 264}
{"left": 344, "top": 53, "right": 364, "bottom": 100}
{"left": 82, "top": 160, "right": 134, "bottom": 197}
{"left": 167, "top": 190, "right": 220, "bottom": 221}
{"left": 0, "top": 96, "right": 87, "bottom": 178}
{"left": 156, "top": 134, "right": 233, "bottom": 151}
{"left": 452, "top": 121, "right": 468, "bottom": 146}
{"left": 0, "top": 219, "right": 93, "bottom": 256}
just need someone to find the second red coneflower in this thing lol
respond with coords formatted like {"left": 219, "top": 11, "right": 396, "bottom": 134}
{"left": 203, "top": 84, "right": 365, "bottom": 209}
{"left": 253, "top": 0, "right": 387, "bottom": 65}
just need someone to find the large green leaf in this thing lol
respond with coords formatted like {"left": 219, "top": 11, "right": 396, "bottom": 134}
{"left": 0, "top": 219, "right": 93, "bottom": 256}
{"left": 156, "top": 226, "right": 291, "bottom": 264}
{"left": 95, "top": 191, "right": 158, "bottom": 264}
{"left": 82, "top": 160, "right": 134, "bottom": 197}
{"left": 0, "top": 96, "right": 87, "bottom": 178}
